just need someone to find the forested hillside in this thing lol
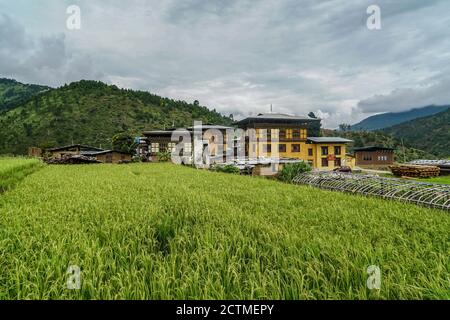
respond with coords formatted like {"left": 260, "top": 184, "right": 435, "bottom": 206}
{"left": 0, "top": 80, "right": 233, "bottom": 154}
{"left": 351, "top": 105, "right": 449, "bottom": 131}
{"left": 383, "top": 108, "right": 450, "bottom": 158}
{"left": 323, "top": 129, "right": 437, "bottom": 162}
{"left": 0, "top": 78, "right": 50, "bottom": 111}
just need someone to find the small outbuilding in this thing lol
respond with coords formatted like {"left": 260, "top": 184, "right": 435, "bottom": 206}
{"left": 44, "top": 144, "right": 133, "bottom": 164}
{"left": 45, "top": 144, "right": 104, "bottom": 159}
{"left": 353, "top": 146, "right": 395, "bottom": 169}
{"left": 82, "top": 150, "right": 133, "bottom": 164}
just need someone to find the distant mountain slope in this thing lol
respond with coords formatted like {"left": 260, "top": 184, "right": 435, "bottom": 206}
{"left": 0, "top": 78, "right": 51, "bottom": 111}
{"left": 351, "top": 105, "right": 450, "bottom": 131}
{"left": 0, "top": 80, "right": 233, "bottom": 155}
{"left": 322, "top": 129, "right": 436, "bottom": 162}
{"left": 383, "top": 108, "right": 450, "bottom": 158}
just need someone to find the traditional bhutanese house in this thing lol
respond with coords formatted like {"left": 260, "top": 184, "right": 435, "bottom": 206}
{"left": 45, "top": 144, "right": 104, "bottom": 159}
{"left": 142, "top": 125, "right": 234, "bottom": 161}
{"left": 353, "top": 146, "right": 395, "bottom": 169}
{"left": 81, "top": 150, "right": 133, "bottom": 164}
{"left": 306, "top": 137, "right": 353, "bottom": 169}
{"left": 187, "top": 125, "right": 234, "bottom": 160}
{"left": 141, "top": 129, "right": 179, "bottom": 161}
{"left": 235, "top": 113, "right": 353, "bottom": 170}
{"left": 235, "top": 113, "right": 319, "bottom": 160}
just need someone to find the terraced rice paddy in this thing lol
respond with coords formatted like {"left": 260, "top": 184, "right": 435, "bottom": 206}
{"left": 0, "top": 160, "right": 449, "bottom": 299}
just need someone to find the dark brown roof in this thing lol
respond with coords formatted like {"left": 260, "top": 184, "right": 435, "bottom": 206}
{"left": 235, "top": 113, "right": 319, "bottom": 126}
{"left": 46, "top": 144, "right": 104, "bottom": 152}
{"left": 307, "top": 137, "right": 353, "bottom": 144}
{"left": 81, "top": 150, "right": 133, "bottom": 156}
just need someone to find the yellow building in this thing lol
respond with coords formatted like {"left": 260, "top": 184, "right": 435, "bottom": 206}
{"left": 236, "top": 113, "right": 353, "bottom": 170}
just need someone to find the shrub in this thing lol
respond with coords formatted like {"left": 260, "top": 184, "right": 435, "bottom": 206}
{"left": 212, "top": 164, "right": 240, "bottom": 174}
{"left": 278, "top": 161, "right": 312, "bottom": 183}
{"left": 157, "top": 151, "right": 171, "bottom": 162}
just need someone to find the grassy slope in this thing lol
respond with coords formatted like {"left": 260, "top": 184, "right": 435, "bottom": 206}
{"left": 0, "top": 163, "right": 449, "bottom": 299}
{"left": 419, "top": 176, "right": 450, "bottom": 185}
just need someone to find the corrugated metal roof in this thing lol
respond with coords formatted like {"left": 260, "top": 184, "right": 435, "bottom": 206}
{"left": 307, "top": 137, "right": 353, "bottom": 143}
{"left": 46, "top": 144, "right": 104, "bottom": 152}
{"left": 254, "top": 113, "right": 314, "bottom": 120}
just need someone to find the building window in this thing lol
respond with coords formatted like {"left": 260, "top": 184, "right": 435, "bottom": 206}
{"left": 308, "top": 148, "right": 313, "bottom": 156}
{"left": 160, "top": 143, "right": 168, "bottom": 152}
{"left": 286, "top": 129, "right": 292, "bottom": 139}
{"left": 184, "top": 143, "right": 192, "bottom": 153}
{"left": 321, "top": 146, "right": 329, "bottom": 156}
{"left": 291, "top": 144, "right": 300, "bottom": 153}
{"left": 363, "top": 154, "right": 372, "bottom": 161}
{"left": 263, "top": 144, "right": 272, "bottom": 153}
{"left": 334, "top": 146, "right": 341, "bottom": 155}
{"left": 300, "top": 129, "right": 307, "bottom": 139}
{"left": 378, "top": 155, "right": 388, "bottom": 161}
{"left": 293, "top": 129, "right": 300, "bottom": 138}
{"left": 334, "top": 158, "right": 341, "bottom": 167}
{"left": 279, "top": 144, "right": 286, "bottom": 153}
{"left": 279, "top": 129, "right": 286, "bottom": 139}
{"left": 168, "top": 142, "right": 176, "bottom": 152}
{"left": 151, "top": 143, "right": 160, "bottom": 153}
{"left": 321, "top": 158, "right": 328, "bottom": 167}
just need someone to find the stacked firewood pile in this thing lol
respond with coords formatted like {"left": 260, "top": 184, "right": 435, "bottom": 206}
{"left": 45, "top": 155, "right": 100, "bottom": 165}
{"left": 389, "top": 165, "right": 440, "bottom": 178}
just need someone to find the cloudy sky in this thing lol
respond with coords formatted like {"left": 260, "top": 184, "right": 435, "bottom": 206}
{"left": 1, "top": 0, "right": 449, "bottom": 127}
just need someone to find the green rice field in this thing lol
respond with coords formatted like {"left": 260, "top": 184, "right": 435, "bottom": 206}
{"left": 419, "top": 176, "right": 450, "bottom": 185}
{"left": 0, "top": 160, "right": 449, "bottom": 299}
{"left": 0, "top": 157, "right": 42, "bottom": 192}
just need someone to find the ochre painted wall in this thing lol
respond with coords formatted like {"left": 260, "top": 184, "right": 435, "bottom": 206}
{"left": 247, "top": 127, "right": 350, "bottom": 170}
{"left": 311, "top": 144, "right": 348, "bottom": 170}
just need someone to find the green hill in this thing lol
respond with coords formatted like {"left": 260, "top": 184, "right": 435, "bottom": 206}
{"left": 0, "top": 80, "right": 233, "bottom": 154}
{"left": 0, "top": 78, "right": 51, "bottom": 111}
{"left": 383, "top": 108, "right": 450, "bottom": 158}
{"left": 351, "top": 105, "right": 449, "bottom": 131}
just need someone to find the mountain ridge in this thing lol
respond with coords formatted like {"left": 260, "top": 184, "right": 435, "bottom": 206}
{"left": 0, "top": 78, "right": 51, "bottom": 111}
{"left": 382, "top": 108, "right": 450, "bottom": 158}
{"left": 351, "top": 105, "right": 450, "bottom": 131}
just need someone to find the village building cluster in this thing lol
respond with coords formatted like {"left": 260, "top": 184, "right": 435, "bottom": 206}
{"left": 138, "top": 113, "right": 391, "bottom": 174}
{"left": 32, "top": 112, "right": 397, "bottom": 173}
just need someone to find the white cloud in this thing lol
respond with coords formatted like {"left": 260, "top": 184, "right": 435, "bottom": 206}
{"left": 1, "top": 0, "right": 450, "bottom": 128}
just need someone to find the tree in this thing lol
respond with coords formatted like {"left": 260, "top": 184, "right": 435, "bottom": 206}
{"left": 112, "top": 132, "right": 138, "bottom": 154}
{"left": 308, "top": 112, "right": 317, "bottom": 119}
{"left": 339, "top": 123, "right": 351, "bottom": 132}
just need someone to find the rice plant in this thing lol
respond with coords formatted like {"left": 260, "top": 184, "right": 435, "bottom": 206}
{"left": 0, "top": 162, "right": 448, "bottom": 299}
{"left": 0, "top": 157, "right": 42, "bottom": 192}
